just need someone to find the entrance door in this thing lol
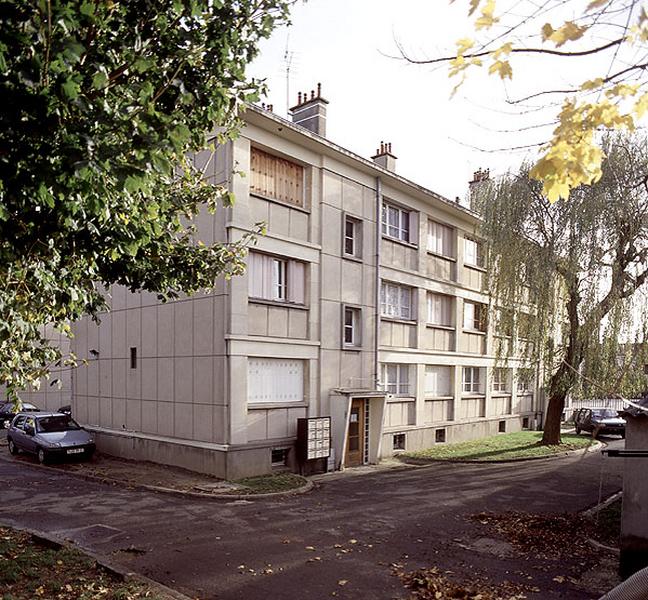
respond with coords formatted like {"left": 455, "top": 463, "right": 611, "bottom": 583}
{"left": 345, "top": 399, "right": 365, "bottom": 467}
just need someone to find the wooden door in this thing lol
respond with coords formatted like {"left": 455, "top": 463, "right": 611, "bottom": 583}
{"left": 345, "top": 399, "right": 365, "bottom": 467}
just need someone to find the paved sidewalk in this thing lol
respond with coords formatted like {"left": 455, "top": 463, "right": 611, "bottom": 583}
{"left": 0, "top": 437, "right": 624, "bottom": 600}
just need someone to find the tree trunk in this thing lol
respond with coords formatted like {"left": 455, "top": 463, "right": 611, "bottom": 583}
{"left": 540, "top": 276, "right": 581, "bottom": 446}
{"left": 541, "top": 390, "right": 567, "bottom": 445}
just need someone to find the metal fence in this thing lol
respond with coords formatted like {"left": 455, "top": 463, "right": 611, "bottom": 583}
{"left": 567, "top": 398, "right": 627, "bottom": 412}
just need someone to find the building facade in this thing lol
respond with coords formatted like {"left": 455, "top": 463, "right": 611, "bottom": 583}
{"left": 70, "top": 89, "right": 541, "bottom": 479}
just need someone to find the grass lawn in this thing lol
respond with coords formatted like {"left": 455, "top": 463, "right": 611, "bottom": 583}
{"left": 401, "top": 430, "right": 595, "bottom": 462}
{"left": 0, "top": 527, "right": 162, "bottom": 600}
{"left": 233, "top": 473, "right": 307, "bottom": 494}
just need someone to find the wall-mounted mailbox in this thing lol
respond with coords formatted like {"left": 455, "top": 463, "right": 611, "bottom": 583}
{"left": 297, "top": 417, "right": 331, "bottom": 471}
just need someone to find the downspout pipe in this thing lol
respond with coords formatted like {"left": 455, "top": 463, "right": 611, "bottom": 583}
{"left": 374, "top": 177, "right": 382, "bottom": 390}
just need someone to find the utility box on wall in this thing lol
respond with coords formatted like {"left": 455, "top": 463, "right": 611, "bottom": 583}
{"left": 296, "top": 416, "right": 331, "bottom": 476}
{"left": 619, "top": 397, "right": 648, "bottom": 579}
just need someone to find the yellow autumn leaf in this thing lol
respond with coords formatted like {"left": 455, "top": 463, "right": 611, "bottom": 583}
{"left": 580, "top": 78, "right": 604, "bottom": 91}
{"left": 475, "top": 0, "right": 498, "bottom": 30}
{"left": 542, "top": 21, "right": 588, "bottom": 47}
{"left": 491, "top": 42, "right": 513, "bottom": 59}
{"left": 586, "top": 0, "right": 609, "bottom": 10}
{"left": 634, "top": 93, "right": 648, "bottom": 119}
{"left": 488, "top": 59, "right": 512, "bottom": 80}
{"left": 456, "top": 37, "right": 475, "bottom": 55}
{"left": 605, "top": 83, "right": 640, "bottom": 98}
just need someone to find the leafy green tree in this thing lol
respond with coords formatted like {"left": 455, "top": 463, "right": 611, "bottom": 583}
{"left": 474, "top": 134, "right": 648, "bottom": 444}
{"left": 402, "top": 0, "right": 648, "bottom": 202}
{"left": 0, "top": 0, "right": 290, "bottom": 398}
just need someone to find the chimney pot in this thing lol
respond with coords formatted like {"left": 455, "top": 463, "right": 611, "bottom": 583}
{"left": 289, "top": 82, "right": 329, "bottom": 136}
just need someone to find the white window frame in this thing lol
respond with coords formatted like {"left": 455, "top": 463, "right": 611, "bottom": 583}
{"left": 381, "top": 202, "right": 410, "bottom": 243}
{"left": 517, "top": 369, "right": 534, "bottom": 393}
{"left": 425, "top": 365, "right": 452, "bottom": 398}
{"left": 343, "top": 306, "right": 361, "bottom": 347}
{"left": 462, "top": 367, "right": 483, "bottom": 394}
{"left": 382, "top": 364, "right": 410, "bottom": 396}
{"left": 248, "top": 252, "right": 306, "bottom": 305}
{"left": 427, "top": 220, "right": 454, "bottom": 258}
{"left": 492, "top": 368, "right": 510, "bottom": 393}
{"left": 272, "top": 258, "right": 287, "bottom": 301}
{"left": 427, "top": 293, "right": 453, "bottom": 327}
{"left": 464, "top": 237, "right": 484, "bottom": 268}
{"left": 343, "top": 215, "right": 362, "bottom": 259}
{"left": 463, "top": 300, "right": 486, "bottom": 332}
{"left": 381, "top": 281, "right": 414, "bottom": 320}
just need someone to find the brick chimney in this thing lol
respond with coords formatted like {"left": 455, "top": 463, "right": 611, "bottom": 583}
{"left": 468, "top": 167, "right": 491, "bottom": 213}
{"left": 469, "top": 168, "right": 490, "bottom": 185}
{"left": 289, "top": 83, "right": 329, "bottom": 137}
{"left": 372, "top": 141, "right": 397, "bottom": 172}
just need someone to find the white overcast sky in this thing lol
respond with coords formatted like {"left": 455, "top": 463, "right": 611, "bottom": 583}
{"left": 246, "top": 0, "right": 596, "bottom": 201}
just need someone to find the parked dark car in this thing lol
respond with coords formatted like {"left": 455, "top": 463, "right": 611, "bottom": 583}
{"left": 6, "top": 412, "right": 95, "bottom": 464}
{"left": 0, "top": 401, "right": 40, "bottom": 429}
{"left": 574, "top": 408, "right": 626, "bottom": 438}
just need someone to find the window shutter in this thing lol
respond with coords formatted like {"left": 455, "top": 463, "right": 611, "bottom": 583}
{"left": 408, "top": 210, "right": 418, "bottom": 244}
{"left": 262, "top": 255, "right": 273, "bottom": 299}
{"left": 288, "top": 260, "right": 305, "bottom": 304}
{"left": 248, "top": 253, "right": 264, "bottom": 299}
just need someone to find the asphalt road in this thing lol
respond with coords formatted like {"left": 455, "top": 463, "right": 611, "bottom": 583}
{"left": 0, "top": 438, "right": 624, "bottom": 600}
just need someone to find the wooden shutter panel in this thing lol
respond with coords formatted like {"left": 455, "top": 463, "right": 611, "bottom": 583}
{"left": 288, "top": 260, "right": 305, "bottom": 304}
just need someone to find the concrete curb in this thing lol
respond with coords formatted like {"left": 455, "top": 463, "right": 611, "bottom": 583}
{"left": 397, "top": 440, "right": 604, "bottom": 465}
{"left": 0, "top": 522, "right": 193, "bottom": 600}
{"left": 0, "top": 452, "right": 314, "bottom": 501}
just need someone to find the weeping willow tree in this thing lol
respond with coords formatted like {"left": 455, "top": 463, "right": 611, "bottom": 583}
{"left": 475, "top": 134, "right": 648, "bottom": 445}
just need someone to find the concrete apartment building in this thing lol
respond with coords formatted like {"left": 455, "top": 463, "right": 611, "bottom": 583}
{"left": 69, "top": 87, "right": 541, "bottom": 479}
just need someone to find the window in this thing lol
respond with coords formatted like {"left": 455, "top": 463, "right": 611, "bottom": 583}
{"left": 427, "top": 293, "right": 453, "bottom": 326}
{"left": 435, "top": 428, "right": 446, "bottom": 443}
{"left": 463, "top": 301, "right": 487, "bottom": 332}
{"left": 464, "top": 237, "right": 484, "bottom": 267}
{"left": 380, "top": 282, "right": 413, "bottom": 320}
{"left": 462, "top": 367, "right": 482, "bottom": 394}
{"left": 393, "top": 433, "right": 406, "bottom": 451}
{"left": 130, "top": 347, "right": 137, "bottom": 369}
{"left": 498, "top": 420, "right": 507, "bottom": 433}
{"left": 247, "top": 359, "right": 304, "bottom": 404}
{"left": 248, "top": 252, "right": 306, "bottom": 304}
{"left": 492, "top": 368, "right": 509, "bottom": 393}
{"left": 517, "top": 369, "right": 534, "bottom": 393}
{"left": 382, "top": 364, "right": 410, "bottom": 396}
{"left": 518, "top": 312, "right": 535, "bottom": 340}
{"left": 250, "top": 147, "right": 304, "bottom": 207}
{"left": 343, "top": 307, "right": 361, "bottom": 347}
{"left": 344, "top": 216, "right": 362, "bottom": 258}
{"left": 425, "top": 366, "right": 452, "bottom": 397}
{"left": 381, "top": 202, "right": 411, "bottom": 242}
{"left": 272, "top": 258, "right": 287, "bottom": 300}
{"left": 522, "top": 417, "right": 530, "bottom": 429}
{"left": 428, "top": 220, "right": 454, "bottom": 257}
{"left": 271, "top": 448, "right": 288, "bottom": 467}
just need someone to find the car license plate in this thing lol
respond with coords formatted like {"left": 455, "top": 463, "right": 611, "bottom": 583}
{"left": 66, "top": 448, "right": 84, "bottom": 455}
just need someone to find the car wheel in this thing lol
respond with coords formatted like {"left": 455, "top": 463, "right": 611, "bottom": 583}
{"left": 37, "top": 448, "right": 48, "bottom": 465}
{"left": 8, "top": 439, "right": 18, "bottom": 455}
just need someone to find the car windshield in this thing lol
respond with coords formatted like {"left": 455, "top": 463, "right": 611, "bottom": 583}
{"left": 36, "top": 416, "right": 81, "bottom": 433}
{"left": 592, "top": 409, "right": 618, "bottom": 418}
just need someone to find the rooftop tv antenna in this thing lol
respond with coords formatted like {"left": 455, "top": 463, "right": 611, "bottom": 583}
{"left": 284, "top": 34, "right": 294, "bottom": 117}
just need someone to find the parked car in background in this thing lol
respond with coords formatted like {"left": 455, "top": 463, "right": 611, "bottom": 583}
{"left": 0, "top": 401, "right": 40, "bottom": 429}
{"left": 574, "top": 408, "right": 626, "bottom": 438}
{"left": 6, "top": 412, "right": 95, "bottom": 464}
